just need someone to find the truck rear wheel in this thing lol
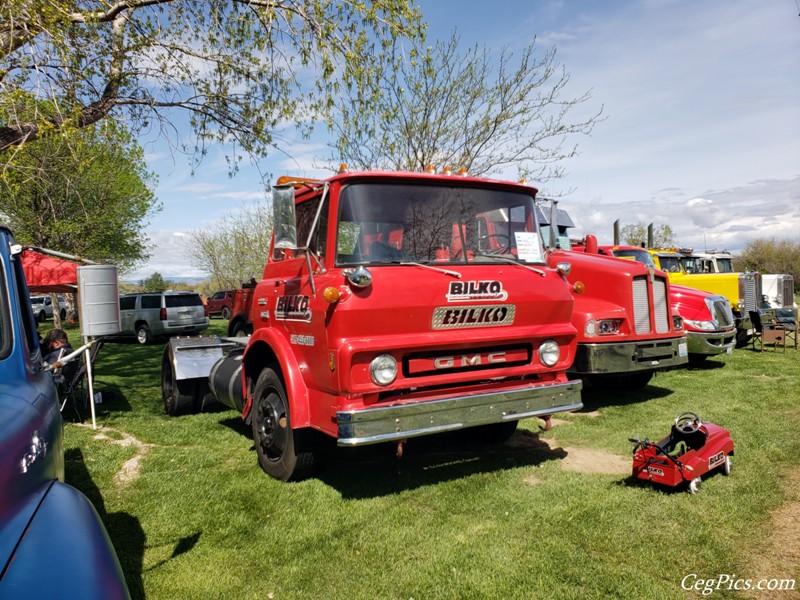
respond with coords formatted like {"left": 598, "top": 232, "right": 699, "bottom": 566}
{"left": 161, "top": 348, "right": 198, "bottom": 415}
{"left": 251, "top": 367, "right": 316, "bottom": 482}
{"left": 221, "top": 306, "right": 230, "bottom": 320}
{"left": 136, "top": 323, "right": 153, "bottom": 345}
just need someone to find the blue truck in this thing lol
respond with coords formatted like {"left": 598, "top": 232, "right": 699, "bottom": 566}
{"left": 0, "top": 225, "right": 129, "bottom": 599}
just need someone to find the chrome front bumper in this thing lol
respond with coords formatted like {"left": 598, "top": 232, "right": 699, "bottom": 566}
{"left": 686, "top": 329, "right": 736, "bottom": 356}
{"left": 336, "top": 380, "right": 583, "bottom": 446}
{"left": 572, "top": 336, "right": 688, "bottom": 375}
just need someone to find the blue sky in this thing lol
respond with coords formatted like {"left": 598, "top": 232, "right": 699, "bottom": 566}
{"left": 132, "top": 0, "right": 800, "bottom": 280}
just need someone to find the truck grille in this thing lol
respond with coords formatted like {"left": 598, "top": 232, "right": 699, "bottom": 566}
{"left": 404, "top": 344, "right": 531, "bottom": 377}
{"left": 653, "top": 277, "right": 669, "bottom": 333}
{"left": 780, "top": 276, "right": 795, "bottom": 307}
{"left": 709, "top": 298, "right": 734, "bottom": 327}
{"left": 632, "top": 275, "right": 671, "bottom": 334}
{"left": 632, "top": 277, "right": 650, "bottom": 334}
{"left": 740, "top": 273, "right": 760, "bottom": 313}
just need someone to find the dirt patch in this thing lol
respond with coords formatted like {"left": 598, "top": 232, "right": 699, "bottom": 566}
{"left": 557, "top": 445, "right": 630, "bottom": 475}
{"left": 745, "top": 469, "right": 800, "bottom": 598}
{"left": 86, "top": 425, "right": 155, "bottom": 488}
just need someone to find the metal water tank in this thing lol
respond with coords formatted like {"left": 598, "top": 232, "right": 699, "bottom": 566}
{"left": 78, "top": 265, "right": 121, "bottom": 336}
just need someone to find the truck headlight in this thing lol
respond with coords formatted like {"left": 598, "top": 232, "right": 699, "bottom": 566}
{"left": 538, "top": 340, "right": 560, "bottom": 367}
{"left": 672, "top": 315, "right": 684, "bottom": 331}
{"left": 585, "top": 319, "right": 622, "bottom": 336}
{"left": 370, "top": 354, "right": 398, "bottom": 386}
{"left": 683, "top": 319, "right": 716, "bottom": 332}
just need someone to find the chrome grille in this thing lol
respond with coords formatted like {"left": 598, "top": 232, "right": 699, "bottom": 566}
{"left": 741, "top": 274, "right": 758, "bottom": 313}
{"left": 708, "top": 297, "right": 734, "bottom": 327}
{"left": 781, "top": 276, "right": 794, "bottom": 307}
{"left": 632, "top": 276, "right": 651, "bottom": 334}
{"left": 653, "top": 276, "right": 670, "bottom": 333}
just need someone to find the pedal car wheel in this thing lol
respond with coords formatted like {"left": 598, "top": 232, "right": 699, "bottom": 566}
{"left": 723, "top": 455, "right": 732, "bottom": 476}
{"left": 688, "top": 477, "right": 702, "bottom": 494}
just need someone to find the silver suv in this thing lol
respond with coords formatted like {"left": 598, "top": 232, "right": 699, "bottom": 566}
{"left": 119, "top": 292, "right": 209, "bottom": 344}
{"left": 30, "top": 295, "right": 67, "bottom": 322}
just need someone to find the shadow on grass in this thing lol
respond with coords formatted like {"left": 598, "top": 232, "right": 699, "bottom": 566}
{"left": 65, "top": 448, "right": 146, "bottom": 600}
{"left": 310, "top": 428, "right": 567, "bottom": 499}
{"left": 578, "top": 383, "right": 674, "bottom": 412}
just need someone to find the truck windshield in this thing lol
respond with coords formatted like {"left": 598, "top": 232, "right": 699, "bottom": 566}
{"left": 335, "top": 183, "right": 543, "bottom": 266}
{"left": 716, "top": 258, "right": 734, "bottom": 273}
{"left": 611, "top": 248, "right": 656, "bottom": 267}
{"left": 658, "top": 256, "right": 683, "bottom": 273}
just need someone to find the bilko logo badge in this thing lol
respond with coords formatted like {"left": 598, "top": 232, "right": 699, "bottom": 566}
{"left": 446, "top": 280, "right": 508, "bottom": 302}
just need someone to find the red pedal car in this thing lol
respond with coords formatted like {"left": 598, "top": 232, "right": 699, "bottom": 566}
{"left": 630, "top": 412, "right": 734, "bottom": 493}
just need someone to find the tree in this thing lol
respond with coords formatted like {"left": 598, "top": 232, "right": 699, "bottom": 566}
{"left": 328, "top": 33, "right": 603, "bottom": 184}
{"left": 737, "top": 238, "right": 800, "bottom": 291}
{"left": 619, "top": 223, "right": 678, "bottom": 249}
{"left": 0, "top": 1, "right": 423, "bottom": 167}
{"left": 0, "top": 120, "right": 160, "bottom": 272}
{"left": 141, "top": 272, "right": 167, "bottom": 293}
{"left": 186, "top": 201, "right": 273, "bottom": 290}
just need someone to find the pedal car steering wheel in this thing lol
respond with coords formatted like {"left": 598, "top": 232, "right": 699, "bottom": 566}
{"left": 674, "top": 411, "right": 702, "bottom": 435}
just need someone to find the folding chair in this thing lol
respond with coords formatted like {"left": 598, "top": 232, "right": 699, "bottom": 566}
{"left": 750, "top": 310, "right": 789, "bottom": 352}
{"left": 59, "top": 340, "right": 104, "bottom": 421}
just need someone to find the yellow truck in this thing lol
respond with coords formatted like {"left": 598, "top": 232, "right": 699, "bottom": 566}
{"left": 647, "top": 249, "right": 760, "bottom": 346}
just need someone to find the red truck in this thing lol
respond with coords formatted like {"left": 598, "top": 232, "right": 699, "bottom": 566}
{"left": 599, "top": 245, "right": 736, "bottom": 364}
{"left": 536, "top": 204, "right": 688, "bottom": 390}
{"left": 162, "top": 169, "right": 584, "bottom": 481}
{"left": 206, "top": 289, "right": 235, "bottom": 319}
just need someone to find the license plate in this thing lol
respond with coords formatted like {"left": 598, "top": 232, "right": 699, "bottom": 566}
{"left": 679, "top": 341, "right": 688, "bottom": 357}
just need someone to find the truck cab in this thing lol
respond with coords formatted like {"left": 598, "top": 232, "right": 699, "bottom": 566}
{"left": 163, "top": 170, "right": 584, "bottom": 481}
{"left": 536, "top": 206, "right": 688, "bottom": 390}
{"left": 0, "top": 225, "right": 128, "bottom": 598}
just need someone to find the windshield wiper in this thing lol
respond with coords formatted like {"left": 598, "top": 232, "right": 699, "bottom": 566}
{"left": 388, "top": 261, "right": 462, "bottom": 278}
{"left": 471, "top": 254, "right": 546, "bottom": 277}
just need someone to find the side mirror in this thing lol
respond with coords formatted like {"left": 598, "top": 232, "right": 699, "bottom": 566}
{"left": 272, "top": 185, "right": 297, "bottom": 249}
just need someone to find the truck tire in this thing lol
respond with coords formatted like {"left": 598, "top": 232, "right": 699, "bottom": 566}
{"left": 230, "top": 320, "right": 251, "bottom": 337}
{"left": 251, "top": 367, "right": 316, "bottom": 482}
{"left": 161, "top": 348, "right": 198, "bottom": 415}
{"left": 136, "top": 323, "right": 153, "bottom": 345}
{"left": 38, "top": 311, "right": 47, "bottom": 323}
{"left": 221, "top": 306, "right": 230, "bottom": 320}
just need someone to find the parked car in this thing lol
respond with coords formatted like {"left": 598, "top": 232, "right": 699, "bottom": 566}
{"left": 30, "top": 295, "right": 67, "bottom": 322}
{"left": 1, "top": 225, "right": 129, "bottom": 598}
{"left": 206, "top": 289, "right": 235, "bottom": 319}
{"left": 118, "top": 292, "right": 209, "bottom": 344}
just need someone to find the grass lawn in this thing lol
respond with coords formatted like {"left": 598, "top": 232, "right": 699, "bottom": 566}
{"left": 60, "top": 320, "right": 799, "bottom": 599}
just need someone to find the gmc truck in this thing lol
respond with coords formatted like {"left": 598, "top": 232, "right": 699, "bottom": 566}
{"left": 0, "top": 225, "right": 128, "bottom": 598}
{"left": 162, "top": 169, "right": 584, "bottom": 481}
{"left": 536, "top": 205, "right": 688, "bottom": 390}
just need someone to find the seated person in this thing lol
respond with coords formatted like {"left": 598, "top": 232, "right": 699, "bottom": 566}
{"left": 42, "top": 328, "right": 74, "bottom": 383}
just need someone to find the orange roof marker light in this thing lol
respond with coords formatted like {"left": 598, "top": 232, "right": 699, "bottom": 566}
{"left": 275, "top": 175, "right": 325, "bottom": 189}
{"left": 424, "top": 164, "right": 436, "bottom": 173}
{"left": 338, "top": 163, "right": 348, "bottom": 174}
{"left": 441, "top": 166, "right": 452, "bottom": 175}
{"left": 457, "top": 168, "right": 469, "bottom": 177}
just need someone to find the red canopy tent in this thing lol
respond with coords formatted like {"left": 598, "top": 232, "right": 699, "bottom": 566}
{"left": 21, "top": 249, "right": 79, "bottom": 293}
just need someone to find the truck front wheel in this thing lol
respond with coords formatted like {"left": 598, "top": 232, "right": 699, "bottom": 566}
{"left": 251, "top": 367, "right": 316, "bottom": 482}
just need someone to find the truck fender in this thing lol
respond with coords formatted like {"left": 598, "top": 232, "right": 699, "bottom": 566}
{"left": 0, "top": 481, "right": 129, "bottom": 599}
{"left": 242, "top": 328, "right": 311, "bottom": 428}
